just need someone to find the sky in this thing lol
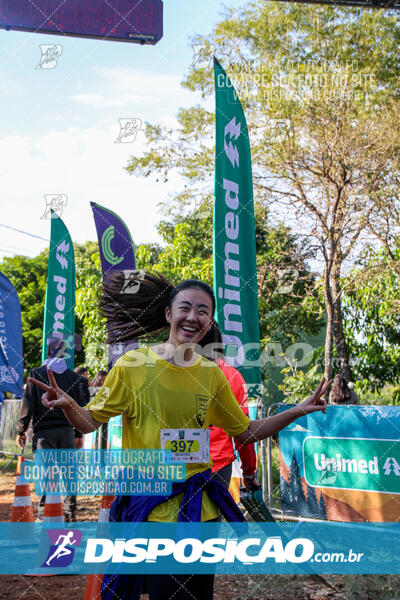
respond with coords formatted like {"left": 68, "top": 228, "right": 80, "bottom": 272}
{"left": 0, "top": 0, "right": 248, "bottom": 261}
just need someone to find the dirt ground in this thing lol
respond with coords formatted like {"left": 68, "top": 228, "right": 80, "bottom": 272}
{"left": 1, "top": 468, "right": 400, "bottom": 600}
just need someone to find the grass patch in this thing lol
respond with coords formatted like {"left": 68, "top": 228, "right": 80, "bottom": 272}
{"left": 0, "top": 454, "right": 20, "bottom": 472}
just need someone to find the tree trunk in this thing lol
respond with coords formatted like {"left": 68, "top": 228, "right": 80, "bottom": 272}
{"left": 322, "top": 265, "right": 334, "bottom": 381}
{"left": 331, "top": 260, "right": 353, "bottom": 381}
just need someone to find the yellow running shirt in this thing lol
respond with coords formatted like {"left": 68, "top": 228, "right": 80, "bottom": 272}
{"left": 87, "top": 347, "right": 250, "bottom": 522}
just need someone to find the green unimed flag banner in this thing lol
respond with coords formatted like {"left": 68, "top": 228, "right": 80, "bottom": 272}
{"left": 213, "top": 57, "right": 261, "bottom": 397}
{"left": 41, "top": 211, "right": 75, "bottom": 369}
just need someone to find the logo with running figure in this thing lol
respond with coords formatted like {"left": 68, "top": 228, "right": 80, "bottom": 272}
{"left": 41, "top": 529, "right": 82, "bottom": 568}
{"left": 195, "top": 396, "right": 209, "bottom": 427}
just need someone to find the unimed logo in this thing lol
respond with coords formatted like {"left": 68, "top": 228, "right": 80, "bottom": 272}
{"left": 84, "top": 537, "right": 314, "bottom": 564}
{"left": 303, "top": 436, "right": 400, "bottom": 494}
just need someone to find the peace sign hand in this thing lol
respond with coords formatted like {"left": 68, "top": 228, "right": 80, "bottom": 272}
{"left": 297, "top": 377, "right": 332, "bottom": 416}
{"left": 28, "top": 369, "right": 73, "bottom": 411}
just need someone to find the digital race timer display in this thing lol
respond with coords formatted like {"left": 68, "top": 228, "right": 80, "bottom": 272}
{"left": 0, "top": 0, "right": 163, "bottom": 44}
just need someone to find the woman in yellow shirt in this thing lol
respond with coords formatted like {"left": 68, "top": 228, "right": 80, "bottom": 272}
{"left": 30, "top": 271, "right": 330, "bottom": 600}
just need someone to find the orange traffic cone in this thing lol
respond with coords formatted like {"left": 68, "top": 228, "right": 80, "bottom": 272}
{"left": 11, "top": 456, "right": 34, "bottom": 524}
{"left": 83, "top": 573, "right": 104, "bottom": 600}
{"left": 8, "top": 456, "right": 36, "bottom": 546}
{"left": 16, "top": 454, "right": 24, "bottom": 476}
{"left": 42, "top": 468, "right": 64, "bottom": 522}
{"left": 83, "top": 495, "right": 115, "bottom": 600}
{"left": 43, "top": 492, "right": 64, "bottom": 522}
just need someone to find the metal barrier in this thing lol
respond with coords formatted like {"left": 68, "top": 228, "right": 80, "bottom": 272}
{"left": 259, "top": 403, "right": 268, "bottom": 503}
{"left": 0, "top": 399, "right": 31, "bottom": 467}
{"left": 266, "top": 403, "right": 278, "bottom": 509}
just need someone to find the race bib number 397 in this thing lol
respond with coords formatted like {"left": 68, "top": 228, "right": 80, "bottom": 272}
{"left": 160, "top": 429, "right": 210, "bottom": 463}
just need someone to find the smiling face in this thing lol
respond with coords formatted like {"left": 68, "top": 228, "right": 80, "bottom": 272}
{"left": 165, "top": 287, "right": 214, "bottom": 348}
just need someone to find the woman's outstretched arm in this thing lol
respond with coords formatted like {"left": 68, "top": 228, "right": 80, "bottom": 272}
{"left": 235, "top": 378, "right": 331, "bottom": 445}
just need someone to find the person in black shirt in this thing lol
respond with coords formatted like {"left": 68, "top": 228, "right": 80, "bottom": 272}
{"left": 16, "top": 339, "right": 89, "bottom": 521}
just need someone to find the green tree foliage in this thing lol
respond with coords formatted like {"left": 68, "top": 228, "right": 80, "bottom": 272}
{"left": 75, "top": 241, "right": 107, "bottom": 375}
{"left": 155, "top": 216, "right": 213, "bottom": 285}
{"left": 255, "top": 208, "right": 323, "bottom": 348}
{"left": 343, "top": 241, "right": 400, "bottom": 391}
{"left": 135, "top": 243, "right": 163, "bottom": 270}
{"left": 279, "top": 364, "right": 323, "bottom": 402}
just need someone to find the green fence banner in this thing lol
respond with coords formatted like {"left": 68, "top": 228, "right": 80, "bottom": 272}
{"left": 213, "top": 57, "right": 261, "bottom": 397}
{"left": 279, "top": 405, "right": 400, "bottom": 522}
{"left": 303, "top": 437, "right": 400, "bottom": 495}
{"left": 41, "top": 211, "right": 75, "bottom": 369}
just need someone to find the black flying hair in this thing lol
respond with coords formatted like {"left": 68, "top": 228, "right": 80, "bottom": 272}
{"left": 197, "top": 321, "right": 224, "bottom": 362}
{"left": 100, "top": 270, "right": 216, "bottom": 344}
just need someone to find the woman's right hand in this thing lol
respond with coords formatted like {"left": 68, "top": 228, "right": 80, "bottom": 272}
{"left": 28, "top": 368, "right": 73, "bottom": 411}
